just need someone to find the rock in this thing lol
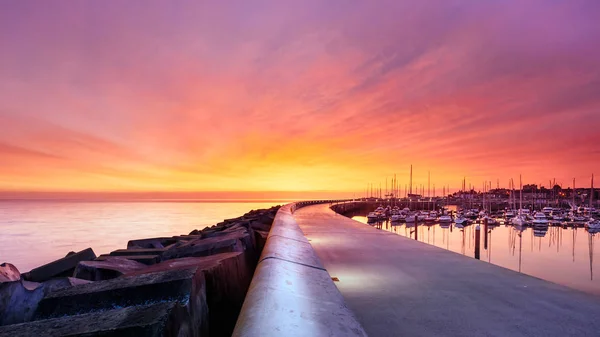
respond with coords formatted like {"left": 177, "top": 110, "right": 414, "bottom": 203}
{"left": 35, "top": 268, "right": 207, "bottom": 325}
{"left": 189, "top": 229, "right": 201, "bottom": 235}
{"left": 95, "top": 254, "right": 161, "bottom": 265}
{"left": 162, "top": 229, "right": 254, "bottom": 261}
{"left": 254, "top": 230, "right": 269, "bottom": 252}
{"left": 126, "top": 252, "right": 253, "bottom": 337}
{"left": 171, "top": 235, "right": 203, "bottom": 241}
{"left": 0, "top": 281, "right": 44, "bottom": 326}
{"left": 74, "top": 257, "right": 148, "bottom": 281}
{"left": 64, "top": 251, "right": 76, "bottom": 257}
{"left": 109, "top": 248, "right": 168, "bottom": 257}
{"left": 0, "top": 263, "right": 20, "bottom": 284}
{"left": 23, "top": 248, "right": 96, "bottom": 282}
{"left": 249, "top": 220, "right": 272, "bottom": 232}
{"left": 0, "top": 301, "right": 195, "bottom": 337}
{"left": 0, "top": 277, "right": 89, "bottom": 326}
{"left": 127, "top": 237, "right": 177, "bottom": 249}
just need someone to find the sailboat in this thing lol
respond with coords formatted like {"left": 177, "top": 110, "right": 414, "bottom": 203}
{"left": 512, "top": 175, "right": 528, "bottom": 227}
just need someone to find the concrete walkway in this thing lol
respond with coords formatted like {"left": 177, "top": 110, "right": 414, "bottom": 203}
{"left": 294, "top": 204, "right": 600, "bottom": 337}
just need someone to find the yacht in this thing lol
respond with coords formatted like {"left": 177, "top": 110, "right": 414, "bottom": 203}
{"left": 550, "top": 211, "right": 565, "bottom": 222}
{"left": 511, "top": 215, "right": 528, "bottom": 227}
{"left": 542, "top": 207, "right": 553, "bottom": 216}
{"left": 454, "top": 216, "right": 469, "bottom": 225}
{"left": 390, "top": 214, "right": 403, "bottom": 222}
{"left": 405, "top": 214, "right": 417, "bottom": 223}
{"left": 424, "top": 211, "right": 437, "bottom": 222}
{"left": 367, "top": 212, "right": 379, "bottom": 222}
{"left": 532, "top": 212, "right": 549, "bottom": 226}
{"left": 439, "top": 214, "right": 453, "bottom": 223}
{"left": 505, "top": 210, "right": 516, "bottom": 218}
{"left": 587, "top": 218, "right": 600, "bottom": 230}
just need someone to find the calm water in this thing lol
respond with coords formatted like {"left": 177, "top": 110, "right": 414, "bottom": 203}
{"left": 352, "top": 215, "right": 600, "bottom": 295}
{"left": 0, "top": 201, "right": 285, "bottom": 272}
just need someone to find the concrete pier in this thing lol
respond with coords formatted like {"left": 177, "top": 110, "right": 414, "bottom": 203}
{"left": 294, "top": 203, "right": 600, "bottom": 337}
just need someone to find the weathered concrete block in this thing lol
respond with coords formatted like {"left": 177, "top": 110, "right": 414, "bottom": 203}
{"left": 0, "top": 301, "right": 195, "bottom": 337}
{"left": 172, "top": 235, "right": 203, "bottom": 241}
{"left": 109, "top": 248, "right": 168, "bottom": 257}
{"left": 162, "top": 230, "right": 254, "bottom": 261}
{"left": 127, "top": 237, "right": 177, "bottom": 249}
{"left": 23, "top": 248, "right": 96, "bottom": 282}
{"left": 0, "top": 263, "right": 20, "bottom": 284}
{"left": 74, "top": 257, "right": 148, "bottom": 281}
{"left": 126, "top": 252, "right": 253, "bottom": 337}
{"left": 0, "top": 278, "right": 90, "bottom": 326}
{"left": 35, "top": 268, "right": 208, "bottom": 329}
{"left": 96, "top": 254, "right": 161, "bottom": 265}
{"left": 249, "top": 220, "right": 271, "bottom": 232}
{"left": 254, "top": 230, "right": 269, "bottom": 252}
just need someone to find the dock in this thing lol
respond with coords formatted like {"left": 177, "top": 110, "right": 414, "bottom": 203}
{"left": 293, "top": 203, "right": 600, "bottom": 337}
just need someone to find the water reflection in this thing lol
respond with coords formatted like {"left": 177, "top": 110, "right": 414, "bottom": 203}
{"left": 352, "top": 215, "right": 600, "bottom": 295}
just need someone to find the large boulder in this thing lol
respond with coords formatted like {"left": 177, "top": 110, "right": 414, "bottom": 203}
{"left": 109, "top": 248, "right": 168, "bottom": 257}
{"left": 127, "top": 237, "right": 178, "bottom": 249}
{"left": 0, "top": 277, "right": 90, "bottom": 326}
{"left": 162, "top": 229, "right": 255, "bottom": 261}
{"left": 74, "top": 257, "right": 148, "bottom": 281}
{"left": 126, "top": 252, "right": 254, "bottom": 337}
{"left": 0, "top": 263, "right": 20, "bottom": 284}
{"left": 23, "top": 248, "right": 96, "bottom": 282}
{"left": 254, "top": 230, "right": 269, "bottom": 252}
{"left": 0, "top": 301, "right": 193, "bottom": 337}
{"left": 95, "top": 254, "right": 161, "bottom": 265}
{"left": 35, "top": 268, "right": 209, "bottom": 337}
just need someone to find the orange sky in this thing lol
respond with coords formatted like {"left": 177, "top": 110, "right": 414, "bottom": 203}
{"left": 1, "top": 1, "right": 599, "bottom": 198}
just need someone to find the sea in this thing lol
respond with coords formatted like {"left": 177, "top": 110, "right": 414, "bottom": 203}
{"left": 0, "top": 200, "right": 287, "bottom": 272}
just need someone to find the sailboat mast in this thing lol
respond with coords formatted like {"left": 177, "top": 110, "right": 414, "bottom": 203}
{"left": 519, "top": 175, "right": 523, "bottom": 216}
{"left": 573, "top": 178, "right": 576, "bottom": 208}
{"left": 591, "top": 174, "right": 594, "bottom": 209}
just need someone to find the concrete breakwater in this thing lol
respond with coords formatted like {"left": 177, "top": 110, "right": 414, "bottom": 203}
{"left": 0, "top": 205, "right": 280, "bottom": 337}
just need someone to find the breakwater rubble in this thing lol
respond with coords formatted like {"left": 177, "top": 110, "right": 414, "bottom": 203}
{"left": 0, "top": 205, "right": 280, "bottom": 337}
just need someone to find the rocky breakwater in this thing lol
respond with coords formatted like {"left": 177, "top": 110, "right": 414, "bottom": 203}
{"left": 0, "top": 205, "right": 280, "bottom": 337}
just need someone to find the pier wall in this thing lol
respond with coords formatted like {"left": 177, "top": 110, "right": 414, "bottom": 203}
{"left": 232, "top": 200, "right": 367, "bottom": 337}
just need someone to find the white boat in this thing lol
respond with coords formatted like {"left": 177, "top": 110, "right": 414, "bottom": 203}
{"left": 390, "top": 214, "right": 402, "bottom": 222}
{"left": 505, "top": 210, "right": 516, "bottom": 218}
{"left": 367, "top": 212, "right": 379, "bottom": 222}
{"left": 550, "top": 212, "right": 565, "bottom": 222}
{"left": 424, "top": 211, "right": 437, "bottom": 222}
{"left": 511, "top": 215, "right": 527, "bottom": 227}
{"left": 532, "top": 212, "right": 549, "bottom": 226}
{"left": 587, "top": 218, "right": 600, "bottom": 230}
{"left": 542, "top": 207, "right": 553, "bottom": 216}
{"left": 405, "top": 215, "right": 417, "bottom": 223}
{"left": 439, "top": 215, "right": 452, "bottom": 223}
{"left": 512, "top": 175, "right": 528, "bottom": 228}
{"left": 454, "top": 216, "right": 468, "bottom": 225}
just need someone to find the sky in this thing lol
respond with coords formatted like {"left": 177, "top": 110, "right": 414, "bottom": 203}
{"left": 1, "top": 0, "right": 599, "bottom": 198}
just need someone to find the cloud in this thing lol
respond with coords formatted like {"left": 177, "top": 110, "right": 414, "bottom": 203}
{"left": 0, "top": 0, "right": 599, "bottom": 193}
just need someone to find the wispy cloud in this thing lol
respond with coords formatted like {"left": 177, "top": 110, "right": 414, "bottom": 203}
{"left": 1, "top": 0, "right": 599, "bottom": 193}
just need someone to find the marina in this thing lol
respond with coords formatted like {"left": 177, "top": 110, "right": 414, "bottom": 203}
{"left": 349, "top": 206, "right": 599, "bottom": 295}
